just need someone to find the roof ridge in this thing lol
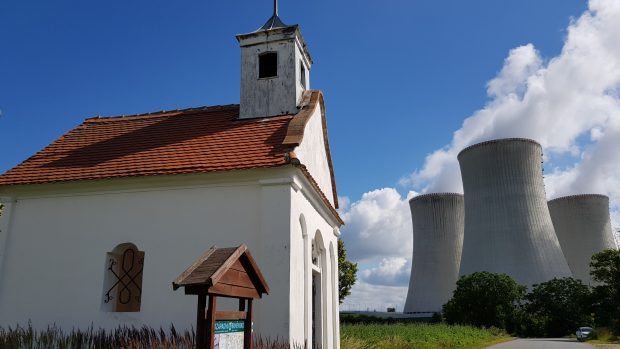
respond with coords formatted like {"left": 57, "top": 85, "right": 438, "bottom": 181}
{"left": 86, "top": 104, "right": 240, "bottom": 122}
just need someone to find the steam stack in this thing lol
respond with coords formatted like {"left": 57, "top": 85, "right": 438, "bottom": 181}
{"left": 458, "top": 138, "right": 571, "bottom": 286}
{"left": 548, "top": 194, "right": 616, "bottom": 284}
{"left": 404, "top": 193, "right": 464, "bottom": 313}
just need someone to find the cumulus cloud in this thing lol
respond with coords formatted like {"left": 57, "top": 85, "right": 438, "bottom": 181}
{"left": 361, "top": 257, "right": 411, "bottom": 287}
{"left": 339, "top": 188, "right": 417, "bottom": 264}
{"left": 337, "top": 196, "right": 351, "bottom": 211}
{"left": 403, "top": 0, "right": 620, "bottom": 216}
{"left": 340, "top": 280, "right": 407, "bottom": 313}
{"left": 342, "top": 0, "right": 620, "bottom": 310}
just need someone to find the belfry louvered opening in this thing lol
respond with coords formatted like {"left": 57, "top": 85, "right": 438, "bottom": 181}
{"left": 259, "top": 52, "right": 278, "bottom": 78}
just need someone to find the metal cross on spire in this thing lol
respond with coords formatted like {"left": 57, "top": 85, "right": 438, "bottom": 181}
{"left": 258, "top": 0, "right": 289, "bottom": 31}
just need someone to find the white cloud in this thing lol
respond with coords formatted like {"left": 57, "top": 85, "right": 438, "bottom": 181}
{"left": 404, "top": 0, "right": 620, "bottom": 212}
{"left": 342, "top": 0, "right": 620, "bottom": 310}
{"left": 337, "top": 188, "right": 416, "bottom": 310}
{"left": 486, "top": 44, "right": 543, "bottom": 99}
{"left": 361, "top": 257, "right": 411, "bottom": 287}
{"left": 340, "top": 280, "right": 407, "bottom": 313}
{"left": 337, "top": 196, "right": 350, "bottom": 212}
{"left": 339, "top": 188, "right": 416, "bottom": 264}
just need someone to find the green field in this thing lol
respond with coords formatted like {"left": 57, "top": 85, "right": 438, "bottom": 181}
{"left": 0, "top": 322, "right": 513, "bottom": 349}
{"left": 341, "top": 323, "right": 513, "bottom": 349}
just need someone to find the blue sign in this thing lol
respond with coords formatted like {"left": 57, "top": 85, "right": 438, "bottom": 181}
{"left": 215, "top": 320, "right": 245, "bottom": 349}
{"left": 215, "top": 320, "right": 244, "bottom": 334}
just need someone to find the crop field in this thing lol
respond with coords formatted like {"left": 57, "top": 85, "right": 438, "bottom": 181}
{"left": 341, "top": 323, "right": 512, "bottom": 349}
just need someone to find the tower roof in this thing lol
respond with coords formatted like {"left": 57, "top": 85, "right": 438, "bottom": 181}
{"left": 235, "top": 1, "right": 312, "bottom": 64}
{"left": 256, "top": 0, "right": 294, "bottom": 31}
{"left": 257, "top": 14, "right": 294, "bottom": 31}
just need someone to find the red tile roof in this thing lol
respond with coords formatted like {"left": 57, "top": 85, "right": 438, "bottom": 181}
{"left": 0, "top": 91, "right": 342, "bottom": 224}
{"left": 0, "top": 105, "right": 291, "bottom": 185}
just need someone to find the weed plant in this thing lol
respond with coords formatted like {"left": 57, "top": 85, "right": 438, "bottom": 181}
{"left": 341, "top": 323, "right": 510, "bottom": 349}
{"left": 0, "top": 323, "right": 293, "bottom": 349}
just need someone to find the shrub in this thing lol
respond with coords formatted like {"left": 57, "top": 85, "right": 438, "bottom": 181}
{"left": 590, "top": 249, "right": 620, "bottom": 335}
{"left": 522, "top": 277, "right": 592, "bottom": 337}
{"left": 443, "top": 272, "right": 526, "bottom": 330}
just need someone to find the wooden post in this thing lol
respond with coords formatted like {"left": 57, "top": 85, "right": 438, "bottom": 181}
{"left": 196, "top": 293, "right": 207, "bottom": 349}
{"left": 206, "top": 295, "right": 217, "bottom": 349}
{"left": 172, "top": 246, "right": 269, "bottom": 349}
{"left": 244, "top": 299, "right": 253, "bottom": 349}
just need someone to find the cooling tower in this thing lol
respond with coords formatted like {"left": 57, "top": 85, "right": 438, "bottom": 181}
{"left": 458, "top": 138, "right": 572, "bottom": 287}
{"left": 548, "top": 194, "right": 616, "bottom": 285}
{"left": 404, "top": 193, "right": 464, "bottom": 314}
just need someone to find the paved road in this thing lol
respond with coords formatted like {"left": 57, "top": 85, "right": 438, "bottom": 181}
{"left": 487, "top": 338, "right": 594, "bottom": 348}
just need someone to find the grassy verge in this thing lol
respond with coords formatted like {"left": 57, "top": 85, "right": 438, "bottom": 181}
{"left": 1, "top": 322, "right": 514, "bottom": 349}
{"left": 0, "top": 324, "right": 292, "bottom": 349}
{"left": 341, "top": 323, "right": 513, "bottom": 349}
{"left": 589, "top": 327, "right": 620, "bottom": 347}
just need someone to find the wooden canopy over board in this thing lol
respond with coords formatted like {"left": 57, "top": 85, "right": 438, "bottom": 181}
{"left": 172, "top": 244, "right": 269, "bottom": 298}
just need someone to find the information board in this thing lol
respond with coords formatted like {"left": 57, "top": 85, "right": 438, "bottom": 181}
{"left": 214, "top": 320, "right": 244, "bottom": 349}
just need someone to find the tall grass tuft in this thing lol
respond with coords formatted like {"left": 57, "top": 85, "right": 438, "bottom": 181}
{"left": 0, "top": 323, "right": 295, "bottom": 349}
{"left": 341, "top": 323, "right": 511, "bottom": 349}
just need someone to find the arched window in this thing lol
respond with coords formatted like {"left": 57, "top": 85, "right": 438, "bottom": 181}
{"left": 329, "top": 242, "right": 339, "bottom": 349}
{"left": 299, "top": 60, "right": 306, "bottom": 89}
{"left": 259, "top": 52, "right": 278, "bottom": 78}
{"left": 312, "top": 239, "right": 321, "bottom": 269}
{"left": 311, "top": 232, "right": 327, "bottom": 348}
{"left": 102, "top": 243, "right": 144, "bottom": 312}
{"left": 300, "top": 215, "right": 310, "bottom": 346}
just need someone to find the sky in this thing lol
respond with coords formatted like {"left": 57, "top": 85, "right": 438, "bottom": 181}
{"left": 2, "top": 0, "right": 619, "bottom": 312}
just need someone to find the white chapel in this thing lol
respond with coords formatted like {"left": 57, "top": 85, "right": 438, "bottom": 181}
{"left": 0, "top": 6, "right": 342, "bottom": 349}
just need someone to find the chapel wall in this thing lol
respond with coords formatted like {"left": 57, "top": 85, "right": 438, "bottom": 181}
{"left": 290, "top": 177, "right": 340, "bottom": 349}
{"left": 0, "top": 173, "right": 292, "bottom": 340}
{"left": 293, "top": 104, "right": 335, "bottom": 207}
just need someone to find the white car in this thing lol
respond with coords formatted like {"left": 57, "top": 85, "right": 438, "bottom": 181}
{"left": 576, "top": 327, "right": 594, "bottom": 342}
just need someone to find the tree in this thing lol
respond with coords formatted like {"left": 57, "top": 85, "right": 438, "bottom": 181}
{"left": 338, "top": 239, "right": 357, "bottom": 304}
{"left": 524, "top": 277, "right": 592, "bottom": 337}
{"left": 590, "top": 249, "right": 620, "bottom": 334}
{"left": 591, "top": 249, "right": 620, "bottom": 287}
{"left": 443, "top": 272, "right": 526, "bottom": 330}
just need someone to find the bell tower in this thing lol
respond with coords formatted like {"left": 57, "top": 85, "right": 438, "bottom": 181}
{"left": 236, "top": 1, "right": 312, "bottom": 119}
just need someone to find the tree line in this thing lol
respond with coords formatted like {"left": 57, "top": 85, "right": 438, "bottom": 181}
{"left": 441, "top": 249, "right": 620, "bottom": 338}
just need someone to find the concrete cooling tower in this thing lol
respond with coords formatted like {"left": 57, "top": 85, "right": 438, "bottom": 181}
{"left": 548, "top": 194, "right": 616, "bottom": 285}
{"left": 458, "top": 138, "right": 572, "bottom": 287}
{"left": 404, "top": 193, "right": 464, "bottom": 314}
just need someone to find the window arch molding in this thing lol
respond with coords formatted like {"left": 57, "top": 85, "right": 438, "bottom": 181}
{"left": 311, "top": 230, "right": 328, "bottom": 348}
{"left": 329, "top": 241, "right": 339, "bottom": 349}
{"left": 101, "top": 242, "right": 144, "bottom": 312}
{"left": 299, "top": 214, "right": 311, "bottom": 346}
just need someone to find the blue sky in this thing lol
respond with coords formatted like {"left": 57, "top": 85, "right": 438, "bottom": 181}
{"left": 5, "top": 1, "right": 620, "bottom": 311}
{"left": 0, "top": 0, "right": 586, "bottom": 201}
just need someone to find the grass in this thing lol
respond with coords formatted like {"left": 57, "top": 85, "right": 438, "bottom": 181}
{"left": 589, "top": 327, "right": 620, "bottom": 346}
{"left": 0, "top": 322, "right": 513, "bottom": 349}
{"left": 0, "top": 323, "right": 292, "bottom": 349}
{"left": 341, "top": 323, "right": 513, "bottom": 349}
